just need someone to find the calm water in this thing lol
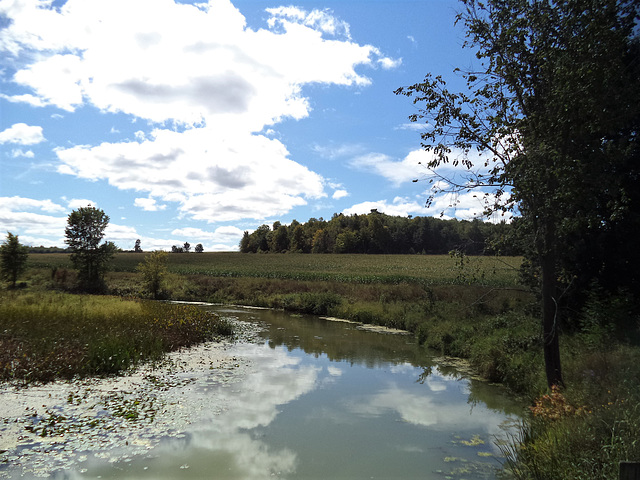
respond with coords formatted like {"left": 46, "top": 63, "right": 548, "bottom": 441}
{"left": 73, "top": 306, "right": 523, "bottom": 479}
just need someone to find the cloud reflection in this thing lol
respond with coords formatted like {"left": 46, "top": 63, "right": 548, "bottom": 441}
{"left": 351, "top": 378, "right": 515, "bottom": 440}
{"left": 174, "top": 345, "right": 320, "bottom": 478}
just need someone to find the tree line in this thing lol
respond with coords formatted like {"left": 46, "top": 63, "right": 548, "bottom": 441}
{"left": 239, "top": 210, "right": 521, "bottom": 255}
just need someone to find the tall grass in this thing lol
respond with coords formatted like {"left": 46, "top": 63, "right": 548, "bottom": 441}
{"left": 0, "top": 290, "right": 233, "bottom": 383}
{"left": 500, "top": 346, "right": 640, "bottom": 479}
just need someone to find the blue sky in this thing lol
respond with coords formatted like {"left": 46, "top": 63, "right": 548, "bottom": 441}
{"left": 0, "top": 0, "right": 495, "bottom": 251}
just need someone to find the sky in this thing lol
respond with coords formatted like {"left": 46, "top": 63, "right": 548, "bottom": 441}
{"left": 0, "top": 0, "right": 496, "bottom": 252}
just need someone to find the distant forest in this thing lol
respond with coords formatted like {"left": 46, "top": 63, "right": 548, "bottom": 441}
{"left": 240, "top": 210, "right": 521, "bottom": 255}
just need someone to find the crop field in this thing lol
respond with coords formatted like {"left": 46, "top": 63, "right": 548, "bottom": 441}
{"left": 28, "top": 252, "right": 523, "bottom": 287}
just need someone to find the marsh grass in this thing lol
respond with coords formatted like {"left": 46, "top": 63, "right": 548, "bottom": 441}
{"left": 0, "top": 290, "right": 233, "bottom": 383}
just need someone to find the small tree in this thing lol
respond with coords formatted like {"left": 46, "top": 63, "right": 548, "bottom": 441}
{"left": 195, "top": 243, "right": 204, "bottom": 253}
{"left": 64, "top": 207, "right": 117, "bottom": 292}
{"left": 134, "top": 239, "right": 142, "bottom": 253}
{"left": 0, "top": 232, "right": 29, "bottom": 288}
{"left": 183, "top": 242, "right": 191, "bottom": 253}
{"left": 137, "top": 250, "right": 168, "bottom": 299}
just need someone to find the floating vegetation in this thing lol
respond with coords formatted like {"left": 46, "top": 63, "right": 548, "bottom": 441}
{"left": 0, "top": 330, "right": 258, "bottom": 478}
{"left": 460, "top": 434, "right": 486, "bottom": 447}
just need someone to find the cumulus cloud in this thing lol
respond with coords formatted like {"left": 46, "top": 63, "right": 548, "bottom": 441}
{"left": 0, "top": 123, "right": 45, "bottom": 145}
{"left": 332, "top": 189, "right": 348, "bottom": 200}
{"left": 349, "top": 151, "right": 425, "bottom": 186}
{"left": 66, "top": 198, "right": 98, "bottom": 210}
{"left": 266, "top": 6, "right": 352, "bottom": 38}
{"left": 171, "top": 225, "right": 244, "bottom": 245}
{"left": 342, "top": 189, "right": 508, "bottom": 221}
{"left": 343, "top": 197, "right": 424, "bottom": 217}
{"left": 56, "top": 128, "right": 325, "bottom": 222}
{"left": 0, "top": 194, "right": 243, "bottom": 250}
{"left": 0, "top": 196, "right": 66, "bottom": 214}
{"left": 0, "top": 197, "right": 67, "bottom": 246}
{"left": 134, "top": 197, "right": 166, "bottom": 212}
{"left": 0, "top": 0, "right": 398, "bottom": 223}
{"left": 11, "top": 148, "right": 35, "bottom": 158}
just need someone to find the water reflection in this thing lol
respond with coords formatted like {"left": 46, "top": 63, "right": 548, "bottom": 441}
{"left": 70, "top": 307, "right": 523, "bottom": 479}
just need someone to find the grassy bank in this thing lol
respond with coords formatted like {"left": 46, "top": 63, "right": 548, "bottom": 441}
{"left": 12, "top": 252, "right": 640, "bottom": 477}
{"left": 0, "top": 290, "right": 233, "bottom": 383}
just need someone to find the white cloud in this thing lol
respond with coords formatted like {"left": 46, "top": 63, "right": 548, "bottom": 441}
{"left": 134, "top": 197, "right": 166, "bottom": 211}
{"left": 332, "top": 189, "right": 348, "bottom": 200}
{"left": 375, "top": 51, "right": 402, "bottom": 69}
{"left": 342, "top": 189, "right": 509, "bottom": 222}
{"left": 11, "top": 148, "right": 35, "bottom": 158}
{"left": 266, "top": 6, "right": 351, "bottom": 38}
{"left": 313, "top": 142, "right": 364, "bottom": 159}
{"left": 349, "top": 151, "right": 425, "bottom": 186}
{"left": 0, "top": 0, "right": 395, "bottom": 124}
{"left": 171, "top": 225, "right": 244, "bottom": 243}
{"left": 0, "top": 196, "right": 66, "bottom": 213}
{"left": 57, "top": 127, "right": 326, "bottom": 222}
{"left": 0, "top": 93, "right": 48, "bottom": 108}
{"left": 66, "top": 198, "right": 97, "bottom": 210}
{"left": 0, "top": 123, "right": 45, "bottom": 145}
{"left": 395, "top": 123, "right": 427, "bottom": 131}
{"left": 0, "top": 197, "right": 67, "bottom": 246}
{"left": 1, "top": 0, "right": 399, "bottom": 224}
{"left": 0, "top": 195, "right": 244, "bottom": 250}
{"left": 343, "top": 197, "right": 424, "bottom": 217}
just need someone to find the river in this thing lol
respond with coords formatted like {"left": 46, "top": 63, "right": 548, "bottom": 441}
{"left": 0, "top": 305, "right": 523, "bottom": 479}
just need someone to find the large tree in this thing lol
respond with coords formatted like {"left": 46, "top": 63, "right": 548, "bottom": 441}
{"left": 64, "top": 207, "right": 117, "bottom": 292}
{"left": 396, "top": 0, "right": 639, "bottom": 387}
{"left": 0, "top": 232, "right": 29, "bottom": 288}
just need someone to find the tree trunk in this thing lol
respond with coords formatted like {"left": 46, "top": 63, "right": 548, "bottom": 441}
{"left": 540, "top": 235, "right": 564, "bottom": 388}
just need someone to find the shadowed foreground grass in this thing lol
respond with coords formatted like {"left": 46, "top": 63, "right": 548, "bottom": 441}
{"left": 0, "top": 290, "right": 233, "bottom": 383}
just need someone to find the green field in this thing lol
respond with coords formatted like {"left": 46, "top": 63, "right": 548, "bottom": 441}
{"left": 28, "top": 252, "right": 523, "bottom": 287}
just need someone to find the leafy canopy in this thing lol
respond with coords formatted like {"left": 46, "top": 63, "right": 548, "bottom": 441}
{"left": 64, "top": 207, "right": 117, "bottom": 292}
{"left": 395, "top": 0, "right": 640, "bottom": 387}
{"left": 0, "top": 232, "right": 29, "bottom": 288}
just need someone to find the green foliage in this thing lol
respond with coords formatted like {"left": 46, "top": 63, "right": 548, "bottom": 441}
{"left": 396, "top": 0, "right": 640, "bottom": 389}
{"left": 239, "top": 212, "right": 517, "bottom": 255}
{"left": 0, "top": 232, "right": 29, "bottom": 288}
{"left": 64, "top": 207, "right": 116, "bottom": 292}
{"left": 137, "top": 250, "right": 169, "bottom": 299}
{"left": 502, "top": 348, "right": 640, "bottom": 480}
{"left": 274, "top": 292, "right": 342, "bottom": 316}
{"left": 0, "top": 291, "right": 234, "bottom": 383}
